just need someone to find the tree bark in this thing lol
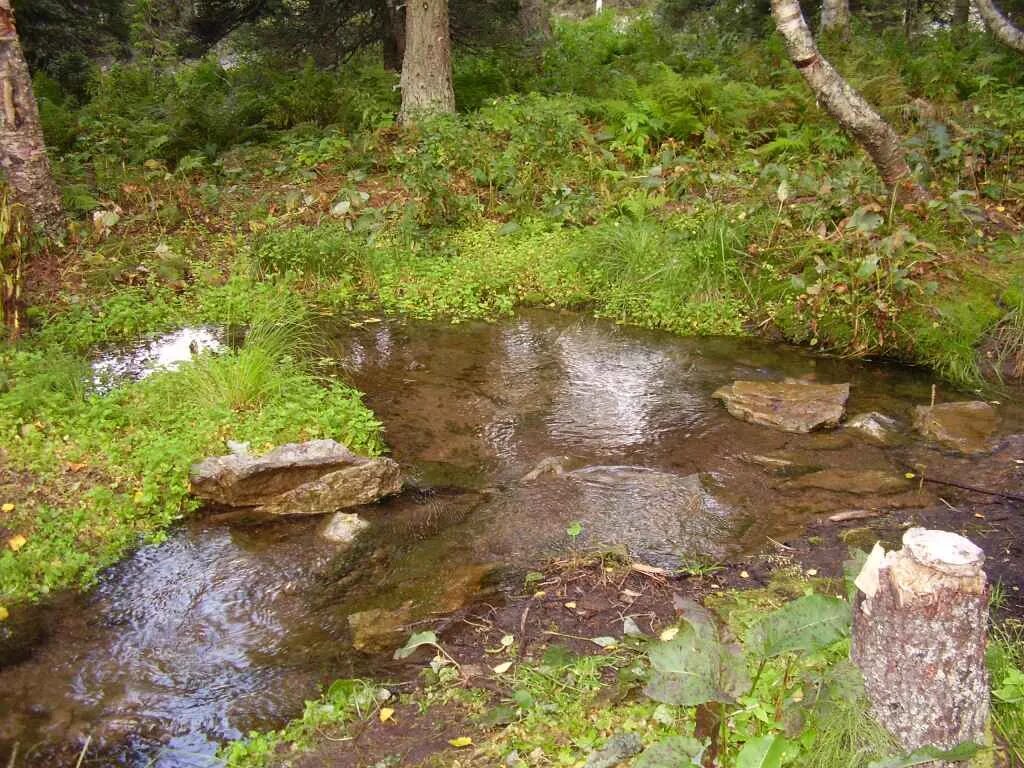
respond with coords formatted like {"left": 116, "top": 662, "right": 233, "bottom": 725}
{"left": 0, "top": 0, "right": 63, "bottom": 237}
{"left": 820, "top": 0, "right": 851, "bottom": 38}
{"left": 382, "top": 0, "right": 406, "bottom": 72}
{"left": 771, "top": 0, "right": 929, "bottom": 201}
{"left": 398, "top": 0, "right": 456, "bottom": 123}
{"left": 518, "top": 0, "right": 552, "bottom": 41}
{"left": 952, "top": 0, "right": 970, "bottom": 28}
{"left": 851, "top": 529, "right": 989, "bottom": 765}
{"left": 975, "top": 0, "right": 1024, "bottom": 53}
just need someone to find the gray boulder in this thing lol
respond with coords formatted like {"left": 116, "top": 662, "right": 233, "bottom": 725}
{"left": 912, "top": 401, "right": 998, "bottom": 454}
{"left": 713, "top": 380, "right": 850, "bottom": 433}
{"left": 845, "top": 412, "right": 902, "bottom": 445}
{"left": 190, "top": 439, "right": 401, "bottom": 515}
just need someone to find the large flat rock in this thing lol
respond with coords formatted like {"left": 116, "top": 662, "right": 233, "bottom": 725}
{"left": 912, "top": 401, "right": 998, "bottom": 454}
{"left": 712, "top": 380, "right": 850, "bottom": 433}
{"left": 190, "top": 439, "right": 401, "bottom": 515}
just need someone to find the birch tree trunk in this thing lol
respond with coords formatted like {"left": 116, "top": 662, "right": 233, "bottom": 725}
{"left": 851, "top": 529, "right": 989, "bottom": 765}
{"left": 0, "top": 0, "right": 63, "bottom": 237}
{"left": 975, "top": 0, "right": 1024, "bottom": 53}
{"left": 820, "top": 0, "right": 851, "bottom": 38}
{"left": 398, "top": 0, "right": 456, "bottom": 123}
{"left": 771, "top": 0, "right": 929, "bottom": 201}
{"left": 519, "top": 0, "right": 552, "bottom": 41}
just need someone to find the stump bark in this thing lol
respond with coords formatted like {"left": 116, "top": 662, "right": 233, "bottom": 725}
{"left": 851, "top": 528, "right": 989, "bottom": 766}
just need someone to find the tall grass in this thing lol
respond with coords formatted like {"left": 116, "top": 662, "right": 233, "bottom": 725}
{"left": 990, "top": 620, "right": 1024, "bottom": 764}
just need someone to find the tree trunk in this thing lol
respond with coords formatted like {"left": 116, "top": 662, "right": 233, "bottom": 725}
{"left": 0, "top": 0, "right": 63, "bottom": 238}
{"left": 771, "top": 0, "right": 929, "bottom": 201}
{"left": 820, "top": 0, "right": 851, "bottom": 38}
{"left": 952, "top": 0, "right": 970, "bottom": 28}
{"left": 382, "top": 0, "right": 406, "bottom": 72}
{"left": 518, "top": 0, "right": 552, "bottom": 41}
{"left": 851, "top": 529, "right": 989, "bottom": 765}
{"left": 975, "top": 0, "right": 1024, "bottom": 53}
{"left": 398, "top": 0, "right": 455, "bottom": 123}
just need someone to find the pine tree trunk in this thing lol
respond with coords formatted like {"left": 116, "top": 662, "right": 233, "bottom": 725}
{"left": 0, "top": 0, "right": 63, "bottom": 238}
{"left": 851, "top": 529, "right": 989, "bottom": 765}
{"left": 771, "top": 0, "right": 929, "bottom": 201}
{"left": 952, "top": 0, "right": 971, "bottom": 28}
{"left": 519, "top": 0, "right": 552, "bottom": 41}
{"left": 820, "top": 0, "right": 851, "bottom": 38}
{"left": 398, "top": 0, "right": 456, "bottom": 123}
{"left": 382, "top": 0, "right": 406, "bottom": 73}
{"left": 975, "top": 0, "right": 1024, "bottom": 53}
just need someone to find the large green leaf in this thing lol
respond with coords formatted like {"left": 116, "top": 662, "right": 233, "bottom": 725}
{"left": 736, "top": 734, "right": 789, "bottom": 768}
{"left": 644, "top": 619, "right": 751, "bottom": 706}
{"left": 747, "top": 594, "right": 851, "bottom": 658}
{"left": 867, "top": 742, "right": 982, "bottom": 768}
{"left": 634, "top": 736, "right": 704, "bottom": 768}
{"left": 393, "top": 630, "right": 439, "bottom": 660}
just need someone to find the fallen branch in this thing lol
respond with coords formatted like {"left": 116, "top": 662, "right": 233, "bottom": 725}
{"left": 921, "top": 476, "right": 1024, "bottom": 503}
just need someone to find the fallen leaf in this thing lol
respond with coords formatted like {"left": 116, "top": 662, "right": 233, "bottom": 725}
{"left": 449, "top": 737, "right": 473, "bottom": 748}
{"left": 590, "top": 636, "right": 618, "bottom": 648}
{"left": 7, "top": 534, "right": 26, "bottom": 552}
{"left": 500, "top": 634, "right": 515, "bottom": 647}
{"left": 1, "top": 502, "right": 14, "bottom": 513}
{"left": 0, "top": 605, "right": 7, "bottom": 621}
{"left": 379, "top": 707, "right": 395, "bottom": 722}
{"left": 493, "top": 661, "right": 513, "bottom": 674}
{"left": 66, "top": 462, "right": 87, "bottom": 473}
{"left": 564, "top": 601, "right": 577, "bottom": 609}
{"left": 904, "top": 472, "right": 916, "bottom": 479}
{"left": 806, "top": 569, "right": 818, "bottom": 577}
{"left": 740, "top": 570, "right": 750, "bottom": 579}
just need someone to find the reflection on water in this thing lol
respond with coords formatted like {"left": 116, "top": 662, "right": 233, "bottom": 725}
{"left": 91, "top": 327, "right": 222, "bottom": 390}
{"left": 2, "top": 310, "right": 1018, "bottom": 767}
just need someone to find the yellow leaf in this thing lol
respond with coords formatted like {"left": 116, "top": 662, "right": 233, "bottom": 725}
{"left": 659, "top": 626, "right": 679, "bottom": 642}
{"left": 1, "top": 502, "right": 14, "bottom": 512}
{"left": 904, "top": 472, "right": 916, "bottom": 479}
{"left": 7, "top": 534, "right": 27, "bottom": 552}
{"left": 379, "top": 707, "right": 395, "bottom": 723}
{"left": 448, "top": 737, "right": 473, "bottom": 748}
{"left": 0, "top": 605, "right": 7, "bottom": 621}
{"left": 133, "top": 490, "right": 145, "bottom": 504}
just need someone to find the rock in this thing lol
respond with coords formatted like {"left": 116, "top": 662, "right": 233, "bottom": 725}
{"left": 785, "top": 468, "right": 912, "bottom": 495}
{"left": 583, "top": 733, "right": 644, "bottom": 768}
{"left": 912, "top": 401, "right": 998, "bottom": 454}
{"left": 845, "top": 412, "right": 902, "bottom": 445}
{"left": 189, "top": 439, "right": 401, "bottom": 515}
{"left": 348, "top": 602, "right": 414, "bottom": 653}
{"left": 712, "top": 380, "right": 850, "bottom": 433}
{"left": 520, "top": 455, "right": 571, "bottom": 482}
{"left": 320, "top": 512, "right": 369, "bottom": 544}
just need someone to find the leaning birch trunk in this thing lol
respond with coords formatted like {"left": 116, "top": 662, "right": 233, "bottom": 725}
{"left": 771, "top": 0, "right": 929, "bottom": 202}
{"left": 0, "top": 0, "right": 64, "bottom": 237}
{"left": 851, "top": 529, "right": 989, "bottom": 765}
{"left": 398, "top": 0, "right": 456, "bottom": 123}
{"left": 820, "top": 0, "right": 851, "bottom": 38}
{"left": 975, "top": 0, "right": 1024, "bottom": 53}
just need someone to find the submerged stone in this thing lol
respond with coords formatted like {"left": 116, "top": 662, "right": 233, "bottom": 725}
{"left": 348, "top": 603, "right": 414, "bottom": 653}
{"left": 320, "top": 512, "right": 370, "bottom": 544}
{"left": 845, "top": 412, "right": 902, "bottom": 445}
{"left": 912, "top": 401, "right": 998, "bottom": 454}
{"left": 189, "top": 439, "right": 401, "bottom": 515}
{"left": 712, "top": 380, "right": 850, "bottom": 433}
{"left": 785, "top": 468, "right": 913, "bottom": 495}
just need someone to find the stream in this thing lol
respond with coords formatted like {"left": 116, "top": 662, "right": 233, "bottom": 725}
{"left": 1, "top": 310, "right": 1021, "bottom": 766}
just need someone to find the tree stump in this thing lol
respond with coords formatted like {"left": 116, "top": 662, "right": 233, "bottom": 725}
{"left": 851, "top": 528, "right": 989, "bottom": 766}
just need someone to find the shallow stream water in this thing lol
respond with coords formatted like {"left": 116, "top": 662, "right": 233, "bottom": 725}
{"left": 1, "top": 310, "right": 1020, "bottom": 766}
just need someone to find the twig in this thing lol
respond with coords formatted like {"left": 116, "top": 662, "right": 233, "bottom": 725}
{"left": 922, "top": 476, "right": 1024, "bottom": 503}
{"left": 74, "top": 736, "right": 91, "bottom": 768}
{"left": 6, "top": 742, "right": 17, "bottom": 768}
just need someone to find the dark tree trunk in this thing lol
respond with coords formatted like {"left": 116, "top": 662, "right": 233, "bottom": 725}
{"left": 0, "top": 0, "right": 63, "bottom": 238}
{"left": 771, "top": 0, "right": 928, "bottom": 201}
{"left": 398, "top": 0, "right": 455, "bottom": 123}
{"left": 820, "top": 0, "right": 851, "bottom": 37}
{"left": 975, "top": 0, "right": 1024, "bottom": 53}
{"left": 518, "top": 0, "right": 552, "bottom": 41}
{"left": 852, "top": 529, "right": 989, "bottom": 765}
{"left": 952, "top": 0, "right": 970, "bottom": 28}
{"left": 382, "top": 0, "right": 406, "bottom": 72}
